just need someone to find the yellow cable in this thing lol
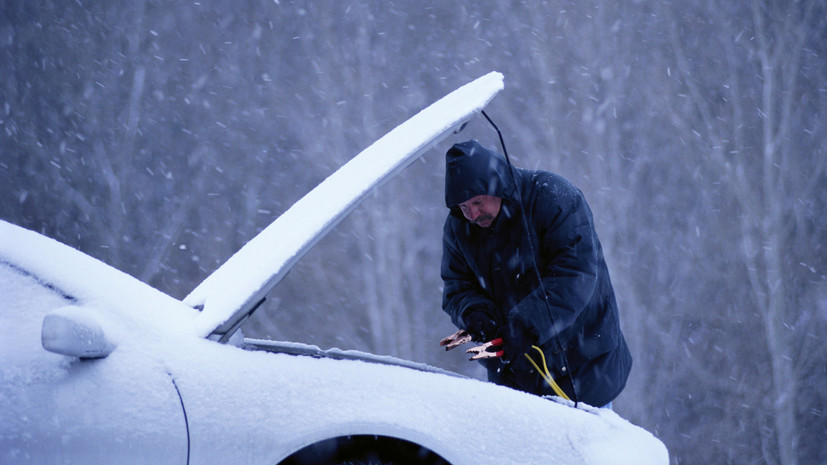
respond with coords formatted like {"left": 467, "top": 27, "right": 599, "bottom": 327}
{"left": 524, "top": 345, "right": 570, "bottom": 400}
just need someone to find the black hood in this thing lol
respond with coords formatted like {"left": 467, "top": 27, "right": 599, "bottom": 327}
{"left": 444, "top": 140, "right": 515, "bottom": 209}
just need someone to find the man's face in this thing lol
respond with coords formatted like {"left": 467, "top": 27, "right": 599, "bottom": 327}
{"left": 458, "top": 195, "right": 502, "bottom": 228}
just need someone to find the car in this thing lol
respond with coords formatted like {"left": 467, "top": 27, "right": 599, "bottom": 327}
{"left": 0, "top": 73, "right": 668, "bottom": 464}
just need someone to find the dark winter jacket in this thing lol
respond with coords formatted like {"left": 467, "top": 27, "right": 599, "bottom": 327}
{"left": 441, "top": 140, "right": 632, "bottom": 407}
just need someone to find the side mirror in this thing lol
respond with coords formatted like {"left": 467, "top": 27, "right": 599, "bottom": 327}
{"left": 42, "top": 306, "right": 117, "bottom": 359}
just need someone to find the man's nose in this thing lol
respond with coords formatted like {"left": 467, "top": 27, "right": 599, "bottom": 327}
{"left": 464, "top": 206, "right": 478, "bottom": 221}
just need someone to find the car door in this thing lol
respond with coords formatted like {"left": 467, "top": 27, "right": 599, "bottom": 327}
{"left": 0, "top": 261, "right": 189, "bottom": 465}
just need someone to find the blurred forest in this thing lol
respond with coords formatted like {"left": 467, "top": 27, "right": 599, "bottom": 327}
{"left": 1, "top": 1, "right": 825, "bottom": 464}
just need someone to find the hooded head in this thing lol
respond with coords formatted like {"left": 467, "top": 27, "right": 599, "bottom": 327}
{"left": 444, "top": 140, "right": 514, "bottom": 215}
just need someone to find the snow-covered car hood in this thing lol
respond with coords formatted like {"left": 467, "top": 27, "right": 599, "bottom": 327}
{"left": 184, "top": 72, "right": 505, "bottom": 342}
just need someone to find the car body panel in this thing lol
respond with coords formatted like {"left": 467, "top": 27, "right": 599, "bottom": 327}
{"left": 164, "top": 330, "right": 656, "bottom": 465}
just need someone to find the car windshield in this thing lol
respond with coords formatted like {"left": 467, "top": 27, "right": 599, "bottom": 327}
{"left": 0, "top": 262, "right": 75, "bottom": 362}
{"left": 1, "top": 263, "right": 74, "bottom": 318}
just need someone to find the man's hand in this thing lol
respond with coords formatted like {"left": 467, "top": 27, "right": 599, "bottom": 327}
{"left": 502, "top": 318, "right": 536, "bottom": 365}
{"left": 463, "top": 309, "right": 499, "bottom": 343}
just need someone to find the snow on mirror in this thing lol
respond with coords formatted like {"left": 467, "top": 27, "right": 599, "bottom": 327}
{"left": 41, "top": 306, "right": 117, "bottom": 358}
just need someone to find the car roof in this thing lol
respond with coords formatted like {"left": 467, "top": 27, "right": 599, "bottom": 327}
{"left": 0, "top": 220, "right": 200, "bottom": 339}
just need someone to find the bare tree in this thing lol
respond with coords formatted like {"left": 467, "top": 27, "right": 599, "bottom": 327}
{"left": 665, "top": 1, "right": 826, "bottom": 463}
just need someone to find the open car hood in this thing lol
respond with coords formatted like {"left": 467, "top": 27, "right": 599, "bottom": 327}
{"left": 185, "top": 72, "right": 505, "bottom": 341}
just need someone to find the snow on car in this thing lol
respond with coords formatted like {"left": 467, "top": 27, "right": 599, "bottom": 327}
{"left": 0, "top": 73, "right": 668, "bottom": 464}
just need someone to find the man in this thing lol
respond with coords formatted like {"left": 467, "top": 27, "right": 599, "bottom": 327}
{"left": 440, "top": 139, "right": 632, "bottom": 408}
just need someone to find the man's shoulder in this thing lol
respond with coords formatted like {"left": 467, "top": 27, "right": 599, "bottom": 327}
{"left": 517, "top": 168, "right": 581, "bottom": 198}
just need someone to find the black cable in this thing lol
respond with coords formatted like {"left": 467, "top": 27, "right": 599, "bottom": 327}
{"left": 481, "top": 110, "right": 580, "bottom": 406}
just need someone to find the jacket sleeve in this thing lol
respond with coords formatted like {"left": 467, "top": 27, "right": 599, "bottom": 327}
{"left": 507, "top": 175, "right": 600, "bottom": 347}
{"left": 440, "top": 219, "right": 498, "bottom": 329}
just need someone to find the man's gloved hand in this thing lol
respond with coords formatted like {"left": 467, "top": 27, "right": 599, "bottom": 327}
{"left": 463, "top": 309, "right": 499, "bottom": 343}
{"left": 502, "top": 318, "right": 536, "bottom": 365}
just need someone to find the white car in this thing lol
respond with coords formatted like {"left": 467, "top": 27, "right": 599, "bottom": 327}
{"left": 0, "top": 74, "right": 667, "bottom": 465}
